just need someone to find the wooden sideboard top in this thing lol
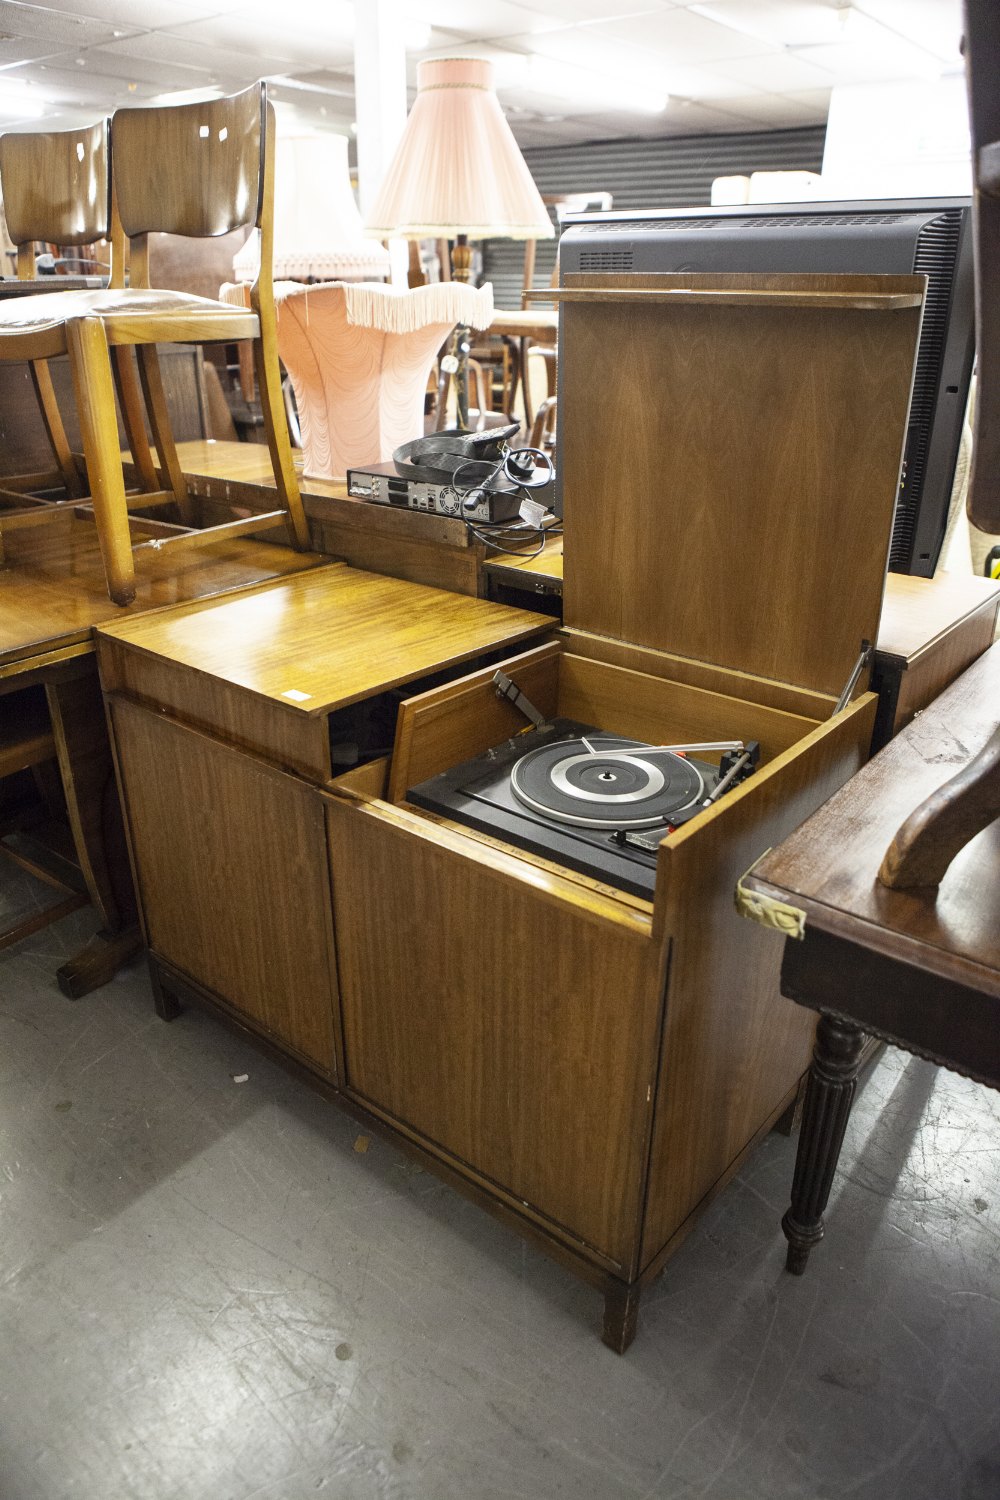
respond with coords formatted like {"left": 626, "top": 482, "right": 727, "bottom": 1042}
{"left": 874, "top": 571, "right": 1000, "bottom": 664}
{"left": 0, "top": 512, "right": 324, "bottom": 674}
{"left": 744, "top": 640, "right": 1000, "bottom": 996}
{"left": 96, "top": 562, "right": 550, "bottom": 715}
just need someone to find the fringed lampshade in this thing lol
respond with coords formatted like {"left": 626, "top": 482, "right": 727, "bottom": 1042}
{"left": 235, "top": 132, "right": 390, "bottom": 282}
{"left": 364, "top": 58, "right": 554, "bottom": 244}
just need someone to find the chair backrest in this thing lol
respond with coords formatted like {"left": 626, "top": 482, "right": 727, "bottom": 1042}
{"left": 112, "top": 84, "right": 266, "bottom": 243}
{"left": 0, "top": 120, "right": 110, "bottom": 277}
{"left": 110, "top": 82, "right": 274, "bottom": 295}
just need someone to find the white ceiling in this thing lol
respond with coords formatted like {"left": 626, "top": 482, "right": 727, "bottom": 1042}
{"left": 0, "top": 0, "right": 965, "bottom": 147}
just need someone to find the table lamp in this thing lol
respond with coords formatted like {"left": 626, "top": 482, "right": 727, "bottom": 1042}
{"left": 235, "top": 132, "right": 390, "bottom": 283}
{"left": 364, "top": 56, "right": 553, "bottom": 427}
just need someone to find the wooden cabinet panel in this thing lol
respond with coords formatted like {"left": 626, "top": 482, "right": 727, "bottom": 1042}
{"left": 327, "top": 796, "right": 664, "bottom": 1273}
{"left": 111, "top": 698, "right": 338, "bottom": 1076}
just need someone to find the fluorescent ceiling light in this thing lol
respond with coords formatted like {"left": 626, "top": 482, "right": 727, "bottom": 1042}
{"left": 691, "top": 2, "right": 854, "bottom": 48}
{"left": 0, "top": 79, "right": 45, "bottom": 118}
{"left": 151, "top": 86, "right": 225, "bottom": 106}
{"left": 498, "top": 55, "right": 668, "bottom": 115}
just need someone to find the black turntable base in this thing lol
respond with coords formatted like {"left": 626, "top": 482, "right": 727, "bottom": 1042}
{"left": 407, "top": 718, "right": 736, "bottom": 900}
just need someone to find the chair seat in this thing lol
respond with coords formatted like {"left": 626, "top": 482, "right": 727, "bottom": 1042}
{"left": 0, "top": 286, "right": 258, "bottom": 342}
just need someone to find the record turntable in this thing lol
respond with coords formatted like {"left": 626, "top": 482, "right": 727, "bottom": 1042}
{"left": 407, "top": 672, "right": 759, "bottom": 899}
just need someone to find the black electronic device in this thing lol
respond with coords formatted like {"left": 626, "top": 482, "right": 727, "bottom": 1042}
{"left": 407, "top": 718, "right": 760, "bottom": 900}
{"left": 559, "top": 197, "right": 975, "bottom": 576}
{"left": 346, "top": 461, "right": 523, "bottom": 522}
{"left": 349, "top": 427, "right": 555, "bottom": 525}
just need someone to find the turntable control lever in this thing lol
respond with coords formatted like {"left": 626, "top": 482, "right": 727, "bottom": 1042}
{"left": 492, "top": 670, "right": 548, "bottom": 729}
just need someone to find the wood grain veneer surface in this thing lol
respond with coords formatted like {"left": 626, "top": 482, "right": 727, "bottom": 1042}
{"left": 558, "top": 272, "right": 924, "bottom": 698}
{"left": 0, "top": 513, "right": 324, "bottom": 670}
{"left": 97, "top": 562, "right": 548, "bottom": 715}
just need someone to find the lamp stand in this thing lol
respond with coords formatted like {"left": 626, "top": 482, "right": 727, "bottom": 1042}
{"left": 449, "top": 232, "right": 472, "bottom": 430}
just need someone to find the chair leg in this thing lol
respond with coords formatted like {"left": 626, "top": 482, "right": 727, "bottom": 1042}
{"left": 136, "top": 345, "right": 194, "bottom": 524}
{"left": 65, "top": 316, "right": 136, "bottom": 607}
{"left": 111, "top": 346, "right": 159, "bottom": 494}
{"left": 253, "top": 325, "right": 310, "bottom": 549}
{"left": 29, "top": 359, "right": 83, "bottom": 497}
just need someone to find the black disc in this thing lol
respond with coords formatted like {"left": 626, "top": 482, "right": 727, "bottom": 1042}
{"left": 510, "top": 736, "right": 705, "bottom": 829}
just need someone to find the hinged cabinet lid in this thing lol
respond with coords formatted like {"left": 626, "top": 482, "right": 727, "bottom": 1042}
{"left": 555, "top": 272, "right": 925, "bottom": 699}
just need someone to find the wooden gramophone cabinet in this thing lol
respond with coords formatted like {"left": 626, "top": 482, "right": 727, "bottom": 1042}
{"left": 97, "top": 272, "right": 924, "bottom": 1350}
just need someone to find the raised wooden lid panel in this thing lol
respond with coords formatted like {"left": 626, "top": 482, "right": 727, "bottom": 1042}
{"left": 557, "top": 271, "right": 925, "bottom": 699}
{"left": 96, "top": 563, "right": 548, "bottom": 715}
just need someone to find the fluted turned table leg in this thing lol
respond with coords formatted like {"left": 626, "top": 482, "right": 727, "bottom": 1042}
{"left": 782, "top": 1011, "right": 866, "bottom": 1274}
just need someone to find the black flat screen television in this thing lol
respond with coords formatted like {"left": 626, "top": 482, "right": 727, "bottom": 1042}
{"left": 559, "top": 198, "right": 974, "bottom": 576}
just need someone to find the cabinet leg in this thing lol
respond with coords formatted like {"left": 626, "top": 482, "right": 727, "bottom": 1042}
{"left": 782, "top": 1011, "right": 866, "bottom": 1274}
{"left": 149, "top": 961, "right": 183, "bottom": 1022}
{"left": 602, "top": 1281, "right": 641, "bottom": 1354}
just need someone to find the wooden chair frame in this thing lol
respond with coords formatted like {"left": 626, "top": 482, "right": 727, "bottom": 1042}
{"left": 0, "top": 83, "right": 309, "bottom": 605}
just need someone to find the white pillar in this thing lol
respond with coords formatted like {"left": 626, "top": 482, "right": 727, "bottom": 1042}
{"left": 354, "top": 0, "right": 409, "bottom": 285}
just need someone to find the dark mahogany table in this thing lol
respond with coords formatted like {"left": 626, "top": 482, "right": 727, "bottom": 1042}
{"left": 741, "top": 640, "right": 1000, "bottom": 1272}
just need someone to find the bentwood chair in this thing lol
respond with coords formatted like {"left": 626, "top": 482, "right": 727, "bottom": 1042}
{"left": 0, "top": 83, "right": 309, "bottom": 605}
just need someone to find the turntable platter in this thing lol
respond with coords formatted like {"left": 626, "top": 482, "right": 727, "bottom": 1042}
{"left": 510, "top": 736, "right": 705, "bottom": 830}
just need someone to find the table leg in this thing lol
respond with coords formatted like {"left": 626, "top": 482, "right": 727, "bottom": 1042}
{"left": 782, "top": 1011, "right": 866, "bottom": 1273}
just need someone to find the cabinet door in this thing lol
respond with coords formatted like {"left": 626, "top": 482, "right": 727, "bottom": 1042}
{"left": 326, "top": 796, "right": 664, "bottom": 1274}
{"left": 111, "top": 698, "right": 339, "bottom": 1077}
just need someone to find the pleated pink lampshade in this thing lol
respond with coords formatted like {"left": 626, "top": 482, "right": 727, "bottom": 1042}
{"left": 365, "top": 58, "right": 554, "bottom": 240}
{"left": 235, "top": 133, "right": 390, "bottom": 282}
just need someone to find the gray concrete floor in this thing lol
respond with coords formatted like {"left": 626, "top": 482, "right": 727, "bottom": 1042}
{"left": 2, "top": 866, "right": 999, "bottom": 1500}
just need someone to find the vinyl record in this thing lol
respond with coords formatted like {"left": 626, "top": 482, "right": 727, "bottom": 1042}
{"left": 510, "top": 735, "right": 705, "bottom": 829}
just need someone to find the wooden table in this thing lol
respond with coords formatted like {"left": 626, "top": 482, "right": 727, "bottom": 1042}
{"left": 1, "top": 511, "right": 324, "bottom": 994}
{"left": 739, "top": 641, "right": 1000, "bottom": 1272}
{"left": 487, "top": 309, "right": 559, "bottom": 429}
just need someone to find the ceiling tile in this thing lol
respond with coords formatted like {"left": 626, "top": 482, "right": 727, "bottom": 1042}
{"left": 501, "top": 27, "right": 659, "bottom": 80}
{"left": 0, "top": 2, "right": 117, "bottom": 45}
{"left": 93, "top": 30, "right": 234, "bottom": 72}
{"left": 46, "top": 0, "right": 231, "bottom": 24}
{"left": 690, "top": 1, "right": 843, "bottom": 48}
{"left": 586, "top": 7, "right": 774, "bottom": 61}
{"left": 789, "top": 36, "right": 941, "bottom": 86}
{"left": 399, "top": 0, "right": 571, "bottom": 39}
{"left": 710, "top": 48, "right": 838, "bottom": 93}
{"left": 0, "top": 0, "right": 963, "bottom": 152}
{"left": 0, "top": 37, "right": 67, "bottom": 67}
{"left": 653, "top": 62, "right": 766, "bottom": 101}
{"left": 847, "top": 0, "right": 962, "bottom": 66}
{"left": 511, "top": 0, "right": 676, "bottom": 22}
{"left": 69, "top": 47, "right": 215, "bottom": 88}
{"left": 163, "top": 14, "right": 354, "bottom": 71}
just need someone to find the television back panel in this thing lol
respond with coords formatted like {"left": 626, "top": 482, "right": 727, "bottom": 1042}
{"left": 559, "top": 199, "right": 974, "bottom": 576}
